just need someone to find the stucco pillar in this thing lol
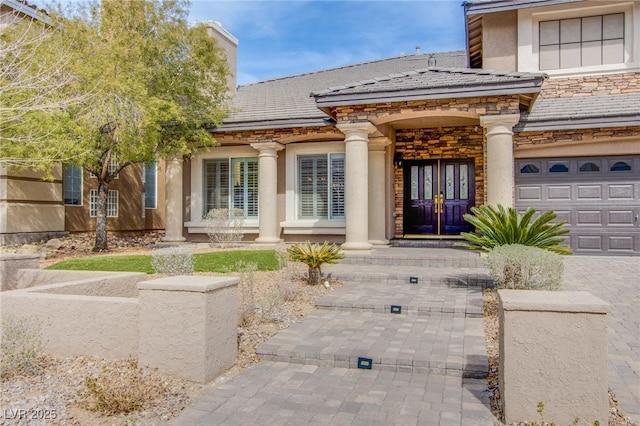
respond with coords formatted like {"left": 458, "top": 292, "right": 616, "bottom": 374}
{"left": 480, "top": 114, "right": 520, "bottom": 208}
{"left": 250, "top": 142, "right": 284, "bottom": 244}
{"left": 337, "top": 122, "right": 377, "bottom": 251}
{"left": 368, "top": 137, "right": 390, "bottom": 246}
{"left": 162, "top": 156, "right": 186, "bottom": 242}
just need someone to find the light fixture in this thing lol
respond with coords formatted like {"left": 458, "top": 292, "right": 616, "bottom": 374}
{"left": 393, "top": 153, "right": 403, "bottom": 168}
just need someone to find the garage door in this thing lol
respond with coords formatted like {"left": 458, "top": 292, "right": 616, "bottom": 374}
{"left": 515, "top": 156, "right": 639, "bottom": 255}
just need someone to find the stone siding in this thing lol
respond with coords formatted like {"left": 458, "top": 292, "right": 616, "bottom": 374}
{"left": 539, "top": 73, "right": 640, "bottom": 98}
{"left": 515, "top": 126, "right": 640, "bottom": 147}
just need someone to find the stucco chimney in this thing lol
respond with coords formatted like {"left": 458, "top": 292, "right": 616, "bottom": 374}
{"left": 203, "top": 21, "right": 239, "bottom": 92}
{"left": 415, "top": 45, "right": 421, "bottom": 55}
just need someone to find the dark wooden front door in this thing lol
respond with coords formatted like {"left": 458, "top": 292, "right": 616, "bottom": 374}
{"left": 403, "top": 159, "right": 475, "bottom": 236}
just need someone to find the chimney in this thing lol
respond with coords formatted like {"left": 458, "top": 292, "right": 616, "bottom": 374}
{"left": 415, "top": 45, "right": 421, "bottom": 55}
{"left": 203, "top": 21, "right": 239, "bottom": 92}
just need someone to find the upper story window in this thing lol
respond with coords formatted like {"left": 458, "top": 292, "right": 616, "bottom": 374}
{"left": 539, "top": 13, "right": 624, "bottom": 70}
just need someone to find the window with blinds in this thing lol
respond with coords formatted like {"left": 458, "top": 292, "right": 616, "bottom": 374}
{"left": 203, "top": 158, "right": 258, "bottom": 218}
{"left": 298, "top": 154, "right": 345, "bottom": 219}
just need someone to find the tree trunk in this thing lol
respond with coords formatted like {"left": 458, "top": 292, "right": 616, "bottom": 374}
{"left": 308, "top": 266, "right": 322, "bottom": 286}
{"left": 93, "top": 179, "right": 110, "bottom": 252}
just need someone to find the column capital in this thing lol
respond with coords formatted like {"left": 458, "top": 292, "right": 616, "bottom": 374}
{"left": 336, "top": 122, "right": 377, "bottom": 136}
{"left": 479, "top": 114, "right": 520, "bottom": 136}
{"left": 369, "top": 137, "right": 391, "bottom": 151}
{"left": 250, "top": 142, "right": 284, "bottom": 157}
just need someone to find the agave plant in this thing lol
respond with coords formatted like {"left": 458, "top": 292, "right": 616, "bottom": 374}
{"left": 457, "top": 204, "right": 572, "bottom": 255}
{"left": 287, "top": 241, "right": 345, "bottom": 285}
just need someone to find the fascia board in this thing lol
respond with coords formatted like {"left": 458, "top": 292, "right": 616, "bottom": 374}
{"left": 464, "top": 0, "right": 582, "bottom": 15}
{"left": 314, "top": 81, "right": 543, "bottom": 108}
{"left": 516, "top": 115, "right": 640, "bottom": 132}
{"left": 214, "top": 117, "right": 335, "bottom": 132}
{"left": 3, "top": 0, "right": 50, "bottom": 23}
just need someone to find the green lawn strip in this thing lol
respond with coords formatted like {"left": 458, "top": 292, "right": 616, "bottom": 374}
{"left": 45, "top": 250, "right": 280, "bottom": 273}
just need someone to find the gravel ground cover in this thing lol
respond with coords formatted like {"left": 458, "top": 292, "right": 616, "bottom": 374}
{"left": 1, "top": 233, "right": 637, "bottom": 425}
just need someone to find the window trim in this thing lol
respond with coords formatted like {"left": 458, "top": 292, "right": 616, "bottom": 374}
{"left": 63, "top": 164, "right": 83, "bottom": 206}
{"left": 89, "top": 189, "right": 119, "bottom": 218}
{"left": 143, "top": 161, "right": 157, "bottom": 210}
{"left": 517, "top": 3, "right": 637, "bottom": 75}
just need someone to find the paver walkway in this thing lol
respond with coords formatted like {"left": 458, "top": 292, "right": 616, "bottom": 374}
{"left": 170, "top": 248, "right": 640, "bottom": 426}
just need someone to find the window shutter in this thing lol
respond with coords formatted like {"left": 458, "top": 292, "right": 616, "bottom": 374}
{"left": 330, "top": 154, "right": 345, "bottom": 219}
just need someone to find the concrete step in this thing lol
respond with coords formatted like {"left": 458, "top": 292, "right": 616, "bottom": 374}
{"left": 257, "top": 310, "right": 488, "bottom": 378}
{"left": 316, "top": 281, "right": 485, "bottom": 317}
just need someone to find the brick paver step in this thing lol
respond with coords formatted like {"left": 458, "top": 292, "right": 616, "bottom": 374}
{"left": 317, "top": 280, "right": 485, "bottom": 317}
{"left": 340, "top": 248, "right": 487, "bottom": 269}
{"left": 323, "top": 264, "right": 492, "bottom": 287}
{"left": 257, "top": 310, "right": 488, "bottom": 378}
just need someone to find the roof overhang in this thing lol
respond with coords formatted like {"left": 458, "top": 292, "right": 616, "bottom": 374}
{"left": 463, "top": 0, "right": 584, "bottom": 15}
{"left": 313, "top": 79, "right": 544, "bottom": 109}
{"left": 516, "top": 115, "right": 640, "bottom": 132}
{"left": 212, "top": 116, "right": 335, "bottom": 132}
{"left": 2, "top": 0, "right": 50, "bottom": 23}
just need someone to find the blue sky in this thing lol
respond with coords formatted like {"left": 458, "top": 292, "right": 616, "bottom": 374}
{"left": 188, "top": 1, "right": 467, "bottom": 86}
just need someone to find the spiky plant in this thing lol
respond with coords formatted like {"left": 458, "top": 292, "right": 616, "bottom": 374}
{"left": 457, "top": 204, "right": 572, "bottom": 255}
{"left": 287, "top": 241, "right": 345, "bottom": 285}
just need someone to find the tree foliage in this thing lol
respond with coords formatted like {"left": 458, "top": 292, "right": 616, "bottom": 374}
{"left": 457, "top": 204, "right": 572, "bottom": 255}
{"left": 2, "top": 0, "right": 231, "bottom": 250}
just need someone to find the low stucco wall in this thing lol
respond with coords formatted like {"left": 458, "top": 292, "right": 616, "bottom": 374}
{"left": 1, "top": 287, "right": 139, "bottom": 359}
{"left": 0, "top": 254, "right": 40, "bottom": 291}
{"left": 16, "top": 270, "right": 146, "bottom": 297}
{"left": 499, "top": 290, "right": 609, "bottom": 425}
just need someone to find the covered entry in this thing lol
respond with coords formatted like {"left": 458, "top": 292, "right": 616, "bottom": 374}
{"left": 403, "top": 159, "right": 475, "bottom": 236}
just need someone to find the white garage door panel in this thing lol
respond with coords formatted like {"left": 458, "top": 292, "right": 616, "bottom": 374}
{"left": 516, "top": 156, "right": 639, "bottom": 255}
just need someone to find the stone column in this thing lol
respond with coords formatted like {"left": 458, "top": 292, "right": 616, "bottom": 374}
{"left": 162, "top": 156, "right": 186, "bottom": 242}
{"left": 337, "top": 122, "right": 377, "bottom": 251}
{"left": 480, "top": 114, "right": 520, "bottom": 208}
{"left": 250, "top": 142, "right": 284, "bottom": 244}
{"left": 368, "top": 137, "right": 391, "bottom": 246}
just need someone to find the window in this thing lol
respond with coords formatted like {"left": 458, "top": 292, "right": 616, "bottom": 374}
{"left": 298, "top": 154, "right": 345, "bottom": 219}
{"left": 579, "top": 162, "right": 600, "bottom": 172}
{"left": 610, "top": 161, "right": 631, "bottom": 172}
{"left": 549, "top": 163, "right": 569, "bottom": 173}
{"left": 143, "top": 161, "right": 157, "bottom": 209}
{"left": 89, "top": 189, "right": 118, "bottom": 217}
{"left": 203, "top": 158, "right": 257, "bottom": 218}
{"left": 539, "top": 13, "right": 624, "bottom": 70}
{"left": 520, "top": 164, "right": 540, "bottom": 174}
{"left": 63, "top": 165, "right": 83, "bottom": 206}
{"left": 90, "top": 155, "right": 118, "bottom": 178}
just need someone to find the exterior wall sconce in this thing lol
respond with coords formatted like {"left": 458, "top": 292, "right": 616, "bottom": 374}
{"left": 393, "top": 153, "right": 403, "bottom": 168}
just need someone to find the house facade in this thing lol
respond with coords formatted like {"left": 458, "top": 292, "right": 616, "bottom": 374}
{"left": 164, "top": 0, "right": 639, "bottom": 255}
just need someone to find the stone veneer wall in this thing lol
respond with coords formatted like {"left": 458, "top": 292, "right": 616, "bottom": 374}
{"left": 539, "top": 73, "right": 640, "bottom": 98}
{"left": 515, "top": 126, "right": 640, "bottom": 147}
{"left": 331, "top": 96, "right": 521, "bottom": 122}
{"left": 393, "top": 126, "right": 485, "bottom": 237}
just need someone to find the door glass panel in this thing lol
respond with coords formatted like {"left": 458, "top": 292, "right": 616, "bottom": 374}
{"left": 410, "top": 166, "right": 418, "bottom": 200}
{"left": 423, "top": 165, "right": 432, "bottom": 200}
{"left": 459, "top": 164, "right": 468, "bottom": 200}
{"left": 445, "top": 164, "right": 454, "bottom": 199}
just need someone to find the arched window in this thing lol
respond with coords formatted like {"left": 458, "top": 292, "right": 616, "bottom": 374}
{"left": 549, "top": 163, "right": 569, "bottom": 173}
{"left": 579, "top": 162, "right": 599, "bottom": 172}
{"left": 610, "top": 161, "right": 631, "bottom": 172}
{"left": 520, "top": 164, "right": 540, "bottom": 174}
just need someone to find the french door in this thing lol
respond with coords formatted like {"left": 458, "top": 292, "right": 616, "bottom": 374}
{"left": 403, "top": 159, "right": 475, "bottom": 236}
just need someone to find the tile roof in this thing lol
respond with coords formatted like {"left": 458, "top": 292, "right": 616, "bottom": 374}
{"left": 517, "top": 93, "right": 640, "bottom": 131}
{"left": 222, "top": 51, "right": 467, "bottom": 130}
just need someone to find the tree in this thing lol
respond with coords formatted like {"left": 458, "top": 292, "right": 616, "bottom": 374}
{"left": 51, "top": 0, "right": 231, "bottom": 251}
{"left": 0, "top": 8, "right": 90, "bottom": 174}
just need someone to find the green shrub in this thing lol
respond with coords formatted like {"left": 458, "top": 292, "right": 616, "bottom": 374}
{"left": 150, "top": 246, "right": 194, "bottom": 275}
{"left": 82, "top": 358, "right": 167, "bottom": 416}
{"left": 487, "top": 244, "right": 563, "bottom": 290}
{"left": 0, "top": 315, "right": 44, "bottom": 379}
{"left": 287, "top": 241, "right": 344, "bottom": 285}
{"left": 458, "top": 204, "right": 572, "bottom": 255}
